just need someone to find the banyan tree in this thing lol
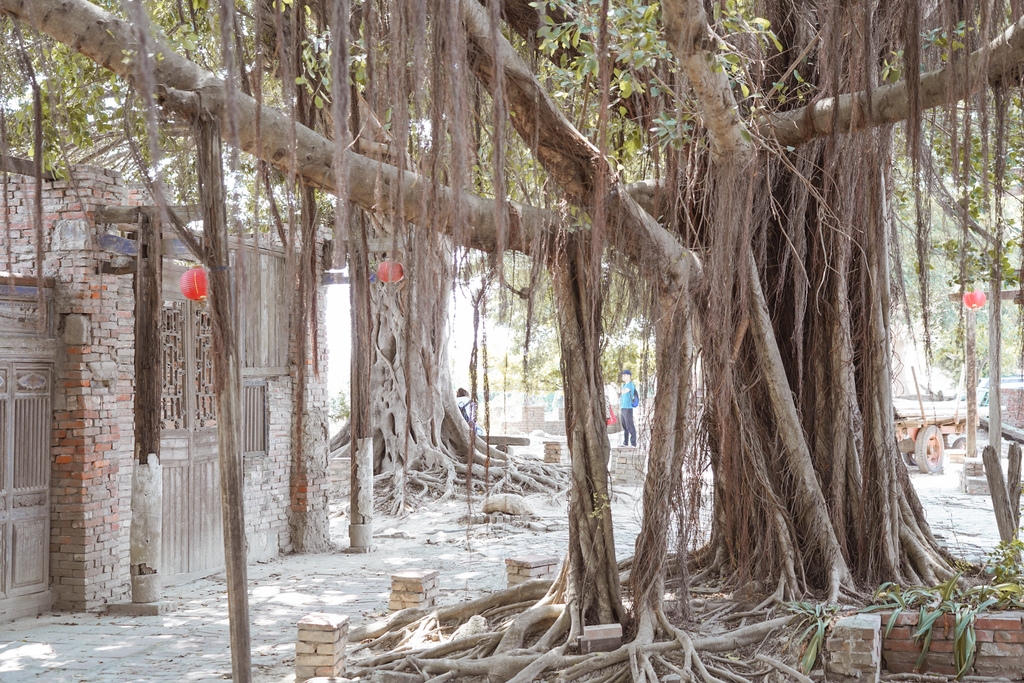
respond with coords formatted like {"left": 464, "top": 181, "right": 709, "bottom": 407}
{"left": 3, "top": 0, "right": 1024, "bottom": 679}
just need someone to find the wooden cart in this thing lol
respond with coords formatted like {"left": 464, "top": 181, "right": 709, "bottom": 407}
{"left": 894, "top": 415, "right": 967, "bottom": 474}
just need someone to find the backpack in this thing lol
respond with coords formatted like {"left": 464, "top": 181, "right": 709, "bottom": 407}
{"left": 631, "top": 387, "right": 639, "bottom": 408}
{"left": 458, "top": 398, "right": 477, "bottom": 424}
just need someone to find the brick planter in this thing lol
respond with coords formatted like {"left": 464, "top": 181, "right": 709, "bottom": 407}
{"left": 878, "top": 610, "right": 1024, "bottom": 679}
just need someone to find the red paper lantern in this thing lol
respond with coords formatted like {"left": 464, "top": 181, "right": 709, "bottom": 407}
{"left": 376, "top": 260, "right": 405, "bottom": 283}
{"left": 962, "top": 289, "right": 987, "bottom": 310}
{"left": 180, "top": 267, "right": 208, "bottom": 301}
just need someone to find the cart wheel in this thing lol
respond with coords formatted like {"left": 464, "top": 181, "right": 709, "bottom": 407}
{"left": 915, "top": 425, "right": 945, "bottom": 473}
{"left": 903, "top": 451, "right": 918, "bottom": 468}
{"left": 951, "top": 436, "right": 966, "bottom": 451}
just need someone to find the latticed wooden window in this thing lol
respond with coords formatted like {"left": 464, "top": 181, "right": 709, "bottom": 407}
{"left": 242, "top": 383, "right": 267, "bottom": 453}
{"left": 161, "top": 302, "right": 186, "bottom": 430}
{"left": 194, "top": 310, "right": 216, "bottom": 428}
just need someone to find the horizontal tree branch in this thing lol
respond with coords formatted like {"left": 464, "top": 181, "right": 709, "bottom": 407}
{"left": 758, "top": 14, "right": 1024, "bottom": 147}
{"left": 0, "top": 0, "right": 555, "bottom": 255}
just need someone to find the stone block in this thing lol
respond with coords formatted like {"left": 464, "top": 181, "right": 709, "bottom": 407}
{"left": 391, "top": 569, "right": 439, "bottom": 589}
{"left": 62, "top": 314, "right": 92, "bottom": 345}
{"left": 51, "top": 219, "right": 91, "bottom": 251}
{"left": 506, "top": 555, "right": 559, "bottom": 570}
{"left": 580, "top": 624, "right": 622, "bottom": 654}
{"left": 299, "top": 613, "right": 351, "bottom": 632}
{"left": 827, "top": 613, "right": 880, "bottom": 680}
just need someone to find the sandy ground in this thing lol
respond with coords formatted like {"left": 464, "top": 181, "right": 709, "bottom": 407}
{"left": 0, "top": 427, "right": 1010, "bottom": 682}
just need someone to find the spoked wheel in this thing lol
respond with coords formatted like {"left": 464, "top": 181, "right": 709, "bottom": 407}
{"left": 915, "top": 425, "right": 945, "bottom": 474}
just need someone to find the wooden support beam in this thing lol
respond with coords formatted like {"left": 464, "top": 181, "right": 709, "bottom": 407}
{"left": 967, "top": 309, "right": 979, "bottom": 462}
{"left": 982, "top": 444, "right": 1016, "bottom": 542}
{"left": 134, "top": 213, "right": 162, "bottom": 466}
{"left": 94, "top": 205, "right": 202, "bottom": 225}
{"left": 0, "top": 155, "right": 57, "bottom": 180}
{"left": 195, "top": 111, "right": 253, "bottom": 682}
{"left": 947, "top": 289, "right": 1024, "bottom": 302}
{"left": 131, "top": 211, "right": 164, "bottom": 603}
{"left": 0, "top": 271, "right": 56, "bottom": 288}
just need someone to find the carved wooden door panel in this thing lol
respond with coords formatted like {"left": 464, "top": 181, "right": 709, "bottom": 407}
{"left": 0, "top": 363, "right": 51, "bottom": 610}
{"left": 160, "top": 301, "right": 223, "bottom": 580}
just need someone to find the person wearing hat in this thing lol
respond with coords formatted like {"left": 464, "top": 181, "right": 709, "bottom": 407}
{"left": 619, "top": 370, "right": 637, "bottom": 447}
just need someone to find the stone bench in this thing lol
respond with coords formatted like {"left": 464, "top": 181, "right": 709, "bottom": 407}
{"left": 296, "top": 612, "right": 348, "bottom": 682}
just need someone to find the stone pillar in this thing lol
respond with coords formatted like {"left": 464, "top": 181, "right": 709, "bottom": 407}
{"left": 129, "top": 455, "right": 162, "bottom": 603}
{"left": 347, "top": 438, "right": 373, "bottom": 552}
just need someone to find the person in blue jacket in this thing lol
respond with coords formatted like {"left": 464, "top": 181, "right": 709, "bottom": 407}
{"left": 619, "top": 370, "right": 637, "bottom": 447}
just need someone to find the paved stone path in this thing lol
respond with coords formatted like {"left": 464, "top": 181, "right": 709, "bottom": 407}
{"left": 0, "top": 437, "right": 1010, "bottom": 682}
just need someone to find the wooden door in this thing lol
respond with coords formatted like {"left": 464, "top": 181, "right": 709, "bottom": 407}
{"left": 0, "top": 363, "right": 51, "bottom": 615}
{"left": 160, "top": 301, "right": 223, "bottom": 580}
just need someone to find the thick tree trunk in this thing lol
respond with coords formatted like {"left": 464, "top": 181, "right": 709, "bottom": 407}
{"left": 551, "top": 234, "right": 624, "bottom": 628}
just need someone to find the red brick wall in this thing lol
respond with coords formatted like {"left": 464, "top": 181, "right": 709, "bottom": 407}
{"left": 1, "top": 166, "right": 136, "bottom": 610}
{"left": 1005, "top": 388, "right": 1024, "bottom": 429}
{"left": 881, "top": 609, "right": 1024, "bottom": 679}
{"left": 1, "top": 168, "right": 319, "bottom": 610}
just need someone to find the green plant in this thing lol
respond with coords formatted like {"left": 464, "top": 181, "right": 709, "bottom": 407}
{"left": 787, "top": 601, "right": 841, "bottom": 674}
{"left": 329, "top": 389, "right": 350, "bottom": 423}
{"left": 865, "top": 550, "right": 1024, "bottom": 680}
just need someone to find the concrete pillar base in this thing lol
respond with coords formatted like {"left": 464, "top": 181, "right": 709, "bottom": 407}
{"left": 347, "top": 523, "right": 373, "bottom": 551}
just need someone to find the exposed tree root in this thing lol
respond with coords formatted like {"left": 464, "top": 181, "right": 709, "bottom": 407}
{"left": 371, "top": 447, "right": 569, "bottom": 515}
{"left": 349, "top": 568, "right": 798, "bottom": 683}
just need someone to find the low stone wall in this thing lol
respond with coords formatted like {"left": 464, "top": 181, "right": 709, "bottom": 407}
{"left": 825, "top": 610, "right": 1024, "bottom": 680}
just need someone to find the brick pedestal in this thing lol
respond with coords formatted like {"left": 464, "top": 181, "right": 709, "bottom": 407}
{"left": 543, "top": 442, "right": 562, "bottom": 464}
{"left": 296, "top": 612, "right": 349, "bottom": 682}
{"left": 506, "top": 554, "right": 559, "bottom": 587}
{"left": 580, "top": 624, "right": 622, "bottom": 653}
{"left": 825, "top": 613, "right": 881, "bottom": 681}
{"left": 610, "top": 447, "right": 645, "bottom": 486}
{"left": 389, "top": 569, "right": 439, "bottom": 611}
{"left": 961, "top": 457, "right": 989, "bottom": 495}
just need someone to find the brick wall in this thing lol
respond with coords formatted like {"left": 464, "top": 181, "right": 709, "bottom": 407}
{"left": 1, "top": 166, "right": 137, "bottom": 610}
{"left": 880, "top": 609, "right": 1024, "bottom": 679}
{"left": 245, "top": 376, "right": 294, "bottom": 558}
{"left": 287, "top": 286, "right": 331, "bottom": 550}
{"left": 1005, "top": 388, "right": 1024, "bottom": 429}
{"left": 1, "top": 165, "right": 319, "bottom": 612}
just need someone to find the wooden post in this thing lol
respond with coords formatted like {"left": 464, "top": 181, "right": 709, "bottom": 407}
{"left": 195, "top": 112, "right": 252, "bottom": 682}
{"left": 990, "top": 286, "right": 1003, "bottom": 458}
{"left": 130, "top": 212, "right": 163, "bottom": 603}
{"left": 967, "top": 309, "right": 978, "bottom": 462}
{"left": 1009, "top": 442, "right": 1022, "bottom": 532}
{"left": 347, "top": 208, "right": 373, "bottom": 552}
{"left": 982, "top": 445, "right": 1015, "bottom": 543}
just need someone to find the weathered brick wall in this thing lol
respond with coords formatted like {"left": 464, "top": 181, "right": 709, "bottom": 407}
{"left": 287, "top": 286, "right": 331, "bottom": 551}
{"left": 1, "top": 167, "right": 136, "bottom": 610}
{"left": 1005, "top": 388, "right": 1024, "bottom": 429}
{"left": 2, "top": 165, "right": 321, "bottom": 611}
{"left": 245, "top": 376, "right": 294, "bottom": 559}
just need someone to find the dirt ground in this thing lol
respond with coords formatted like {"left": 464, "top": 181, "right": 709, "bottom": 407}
{"left": 0, "top": 426, "right": 1010, "bottom": 682}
